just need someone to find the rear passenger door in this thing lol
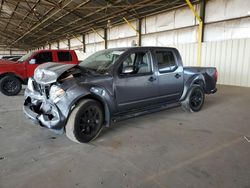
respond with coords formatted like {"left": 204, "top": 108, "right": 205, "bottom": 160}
{"left": 154, "top": 50, "right": 184, "bottom": 102}
{"left": 57, "top": 51, "right": 73, "bottom": 64}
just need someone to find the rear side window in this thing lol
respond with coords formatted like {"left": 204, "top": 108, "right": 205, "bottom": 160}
{"left": 34, "top": 52, "right": 53, "bottom": 64}
{"left": 58, "top": 52, "right": 72, "bottom": 62}
{"left": 155, "top": 51, "right": 177, "bottom": 73}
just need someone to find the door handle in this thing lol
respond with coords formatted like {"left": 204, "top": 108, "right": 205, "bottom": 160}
{"left": 175, "top": 73, "right": 181, "bottom": 79}
{"left": 148, "top": 76, "right": 156, "bottom": 82}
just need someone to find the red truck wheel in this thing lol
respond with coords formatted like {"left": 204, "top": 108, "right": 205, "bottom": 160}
{"left": 0, "top": 75, "right": 22, "bottom": 96}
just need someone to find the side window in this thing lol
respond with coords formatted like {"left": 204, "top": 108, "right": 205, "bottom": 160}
{"left": 119, "top": 51, "right": 152, "bottom": 76}
{"left": 58, "top": 52, "right": 72, "bottom": 62}
{"left": 33, "top": 52, "right": 53, "bottom": 64}
{"left": 155, "top": 51, "right": 177, "bottom": 73}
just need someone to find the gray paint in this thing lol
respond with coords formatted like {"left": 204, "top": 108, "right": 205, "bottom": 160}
{"left": 24, "top": 47, "right": 217, "bottom": 132}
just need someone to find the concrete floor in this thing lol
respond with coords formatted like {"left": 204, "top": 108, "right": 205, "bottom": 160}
{"left": 0, "top": 85, "right": 250, "bottom": 188}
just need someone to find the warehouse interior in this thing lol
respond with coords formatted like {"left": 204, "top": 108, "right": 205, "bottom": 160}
{"left": 0, "top": 0, "right": 250, "bottom": 187}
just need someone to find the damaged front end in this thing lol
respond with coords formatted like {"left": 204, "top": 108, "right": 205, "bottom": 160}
{"left": 23, "top": 78, "right": 66, "bottom": 134}
{"left": 23, "top": 63, "right": 79, "bottom": 134}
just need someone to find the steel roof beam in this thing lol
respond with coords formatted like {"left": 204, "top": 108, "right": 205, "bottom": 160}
{"left": 32, "top": 0, "right": 156, "bottom": 42}
{"left": 3, "top": 1, "right": 19, "bottom": 32}
{"left": 16, "top": 0, "right": 40, "bottom": 28}
{"left": 34, "top": 0, "right": 191, "bottom": 46}
{"left": 9, "top": 0, "right": 74, "bottom": 47}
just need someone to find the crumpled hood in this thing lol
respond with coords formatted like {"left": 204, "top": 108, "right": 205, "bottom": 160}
{"left": 34, "top": 62, "right": 77, "bottom": 85}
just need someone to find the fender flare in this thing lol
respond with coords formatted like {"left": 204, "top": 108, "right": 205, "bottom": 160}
{"left": 180, "top": 74, "right": 205, "bottom": 101}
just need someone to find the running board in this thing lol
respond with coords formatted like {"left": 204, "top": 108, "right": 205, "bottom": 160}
{"left": 112, "top": 102, "right": 180, "bottom": 122}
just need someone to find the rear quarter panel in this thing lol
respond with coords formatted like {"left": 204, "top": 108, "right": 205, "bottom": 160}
{"left": 180, "top": 67, "right": 217, "bottom": 101}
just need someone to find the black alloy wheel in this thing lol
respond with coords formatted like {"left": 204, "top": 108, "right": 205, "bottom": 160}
{"left": 190, "top": 88, "right": 204, "bottom": 110}
{"left": 188, "top": 86, "right": 204, "bottom": 112}
{"left": 181, "top": 84, "right": 205, "bottom": 112}
{"left": 75, "top": 105, "right": 102, "bottom": 142}
{"left": 66, "top": 99, "right": 104, "bottom": 143}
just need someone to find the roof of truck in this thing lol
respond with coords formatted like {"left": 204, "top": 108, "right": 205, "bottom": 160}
{"left": 33, "top": 49, "right": 75, "bottom": 53}
{"left": 100, "top": 46, "right": 178, "bottom": 51}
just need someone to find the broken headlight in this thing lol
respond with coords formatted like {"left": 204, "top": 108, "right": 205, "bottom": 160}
{"left": 34, "top": 68, "right": 58, "bottom": 85}
{"left": 49, "top": 85, "right": 65, "bottom": 103}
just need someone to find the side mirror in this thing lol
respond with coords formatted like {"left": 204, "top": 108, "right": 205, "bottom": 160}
{"left": 122, "top": 66, "right": 134, "bottom": 74}
{"left": 29, "top": 59, "right": 36, "bottom": 64}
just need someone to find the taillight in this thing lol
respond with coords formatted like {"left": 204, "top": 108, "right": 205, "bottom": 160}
{"left": 215, "top": 69, "right": 218, "bottom": 82}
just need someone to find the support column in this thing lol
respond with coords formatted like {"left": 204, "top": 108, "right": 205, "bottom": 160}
{"left": 91, "top": 28, "right": 106, "bottom": 49}
{"left": 137, "top": 18, "right": 142, "bottom": 46}
{"left": 68, "top": 39, "right": 70, "bottom": 50}
{"left": 200, "top": 0, "right": 206, "bottom": 42}
{"left": 123, "top": 17, "right": 140, "bottom": 46}
{"left": 185, "top": 0, "right": 203, "bottom": 66}
{"left": 57, "top": 41, "right": 60, "bottom": 49}
{"left": 82, "top": 34, "right": 86, "bottom": 53}
{"left": 104, "top": 28, "right": 108, "bottom": 49}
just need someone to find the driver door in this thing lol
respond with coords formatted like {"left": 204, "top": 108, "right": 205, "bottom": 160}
{"left": 114, "top": 50, "right": 159, "bottom": 112}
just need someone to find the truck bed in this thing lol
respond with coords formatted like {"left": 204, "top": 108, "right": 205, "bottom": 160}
{"left": 184, "top": 66, "right": 217, "bottom": 94}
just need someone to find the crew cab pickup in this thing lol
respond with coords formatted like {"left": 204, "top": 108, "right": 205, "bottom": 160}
{"left": 0, "top": 50, "right": 79, "bottom": 96}
{"left": 23, "top": 47, "right": 217, "bottom": 143}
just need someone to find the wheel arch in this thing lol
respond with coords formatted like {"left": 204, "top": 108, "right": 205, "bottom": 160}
{"left": 0, "top": 72, "right": 25, "bottom": 84}
{"left": 68, "top": 93, "right": 112, "bottom": 128}
{"left": 193, "top": 79, "right": 205, "bottom": 90}
{"left": 180, "top": 74, "right": 205, "bottom": 101}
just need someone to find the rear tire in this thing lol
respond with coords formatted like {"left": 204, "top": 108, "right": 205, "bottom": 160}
{"left": 0, "top": 75, "right": 22, "bottom": 96}
{"left": 181, "top": 85, "right": 205, "bottom": 112}
{"left": 65, "top": 99, "right": 104, "bottom": 143}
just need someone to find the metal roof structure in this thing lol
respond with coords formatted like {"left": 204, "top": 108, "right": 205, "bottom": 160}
{"left": 0, "top": 0, "right": 198, "bottom": 50}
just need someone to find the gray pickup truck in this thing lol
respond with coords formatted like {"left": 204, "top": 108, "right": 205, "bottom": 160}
{"left": 23, "top": 47, "right": 217, "bottom": 143}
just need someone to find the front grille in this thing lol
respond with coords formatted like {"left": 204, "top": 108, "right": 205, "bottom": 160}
{"left": 33, "top": 81, "right": 42, "bottom": 94}
{"left": 32, "top": 81, "right": 50, "bottom": 98}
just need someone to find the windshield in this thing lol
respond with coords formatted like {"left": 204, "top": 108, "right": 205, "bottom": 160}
{"left": 18, "top": 51, "right": 34, "bottom": 62}
{"left": 79, "top": 50, "right": 125, "bottom": 75}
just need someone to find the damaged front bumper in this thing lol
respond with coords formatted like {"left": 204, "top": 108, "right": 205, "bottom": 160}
{"left": 23, "top": 87, "right": 66, "bottom": 134}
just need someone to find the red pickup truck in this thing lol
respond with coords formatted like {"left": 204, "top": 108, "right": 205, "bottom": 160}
{"left": 0, "top": 50, "right": 79, "bottom": 96}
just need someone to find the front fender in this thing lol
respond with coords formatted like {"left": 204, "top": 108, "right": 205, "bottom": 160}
{"left": 56, "top": 82, "right": 90, "bottom": 120}
{"left": 57, "top": 82, "right": 114, "bottom": 128}
{"left": 88, "top": 86, "right": 115, "bottom": 127}
{"left": 180, "top": 74, "right": 205, "bottom": 101}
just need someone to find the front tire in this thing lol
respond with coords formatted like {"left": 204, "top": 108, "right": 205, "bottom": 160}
{"left": 0, "top": 75, "right": 22, "bottom": 96}
{"left": 181, "top": 85, "right": 205, "bottom": 112}
{"left": 65, "top": 99, "right": 104, "bottom": 143}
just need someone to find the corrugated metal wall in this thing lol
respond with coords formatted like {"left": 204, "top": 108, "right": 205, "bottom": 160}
{"left": 171, "top": 38, "right": 250, "bottom": 87}
{"left": 35, "top": 0, "right": 250, "bottom": 87}
{"left": 0, "top": 49, "right": 26, "bottom": 57}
